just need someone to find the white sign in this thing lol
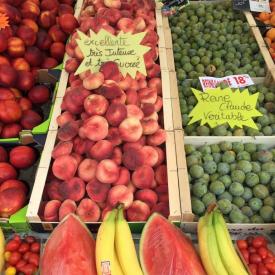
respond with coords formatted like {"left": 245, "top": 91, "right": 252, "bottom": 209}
{"left": 249, "top": 0, "right": 270, "bottom": 13}
{"left": 199, "top": 74, "right": 254, "bottom": 91}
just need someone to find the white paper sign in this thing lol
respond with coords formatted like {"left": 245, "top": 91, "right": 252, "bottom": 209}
{"left": 199, "top": 74, "right": 254, "bottom": 91}
{"left": 249, "top": 0, "right": 270, "bottom": 13}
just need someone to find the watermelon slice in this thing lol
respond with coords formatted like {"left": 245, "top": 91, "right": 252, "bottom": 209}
{"left": 140, "top": 213, "right": 206, "bottom": 275}
{"left": 41, "top": 214, "right": 97, "bottom": 275}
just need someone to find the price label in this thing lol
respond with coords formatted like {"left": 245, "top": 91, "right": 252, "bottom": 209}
{"left": 233, "top": 0, "right": 270, "bottom": 12}
{"left": 161, "top": 0, "right": 189, "bottom": 16}
{"left": 199, "top": 74, "right": 254, "bottom": 91}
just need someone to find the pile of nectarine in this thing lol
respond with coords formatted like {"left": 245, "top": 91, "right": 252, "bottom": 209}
{"left": 0, "top": 67, "right": 51, "bottom": 138}
{"left": 0, "top": 145, "right": 37, "bottom": 217}
{"left": 41, "top": 0, "right": 168, "bottom": 223}
{"left": 0, "top": 0, "right": 79, "bottom": 73}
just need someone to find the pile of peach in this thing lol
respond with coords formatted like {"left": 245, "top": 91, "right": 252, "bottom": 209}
{"left": 41, "top": 0, "right": 169, "bottom": 222}
{"left": 0, "top": 68, "right": 51, "bottom": 138}
{"left": 0, "top": 145, "right": 37, "bottom": 217}
{"left": 0, "top": 0, "right": 79, "bottom": 73}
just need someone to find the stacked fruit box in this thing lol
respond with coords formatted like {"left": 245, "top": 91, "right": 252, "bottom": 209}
{"left": 26, "top": 0, "right": 183, "bottom": 233}
{"left": 160, "top": 1, "right": 275, "bottom": 233}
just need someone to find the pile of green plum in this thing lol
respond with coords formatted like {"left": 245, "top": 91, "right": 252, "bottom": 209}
{"left": 179, "top": 80, "right": 275, "bottom": 136}
{"left": 169, "top": 2, "right": 266, "bottom": 80}
{"left": 186, "top": 141, "right": 275, "bottom": 223}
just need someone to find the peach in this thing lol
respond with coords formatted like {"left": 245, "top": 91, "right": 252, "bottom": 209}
{"left": 118, "top": 75, "right": 132, "bottom": 91}
{"left": 134, "top": 17, "right": 146, "bottom": 32}
{"left": 0, "top": 56, "right": 10, "bottom": 66}
{"left": 12, "top": 58, "right": 30, "bottom": 71}
{"left": 0, "top": 179, "right": 28, "bottom": 194}
{"left": 79, "top": 70, "right": 90, "bottom": 80}
{"left": 126, "top": 200, "right": 150, "bottom": 221}
{"left": 59, "top": 199, "right": 77, "bottom": 221}
{"left": 141, "top": 103, "right": 155, "bottom": 117}
{"left": 97, "top": 7, "right": 121, "bottom": 25}
{"left": 21, "top": 1, "right": 40, "bottom": 20}
{"left": 52, "top": 141, "right": 73, "bottom": 159}
{"left": 71, "top": 153, "right": 83, "bottom": 165}
{"left": 106, "top": 103, "right": 127, "bottom": 127}
{"left": 24, "top": 46, "right": 43, "bottom": 66}
{"left": 17, "top": 25, "right": 37, "bottom": 46}
{"left": 132, "top": 165, "right": 154, "bottom": 189}
{"left": 138, "top": 88, "right": 157, "bottom": 104}
{"left": 0, "top": 163, "right": 17, "bottom": 184}
{"left": 118, "top": 117, "right": 143, "bottom": 142}
{"left": 111, "top": 146, "right": 122, "bottom": 166}
{"left": 127, "top": 181, "right": 136, "bottom": 194}
{"left": 126, "top": 89, "right": 139, "bottom": 105}
{"left": 46, "top": 179, "right": 63, "bottom": 200}
{"left": 57, "top": 120, "right": 79, "bottom": 142}
{"left": 99, "top": 61, "right": 120, "bottom": 82}
{"left": 41, "top": 57, "right": 58, "bottom": 69}
{"left": 65, "top": 58, "right": 80, "bottom": 73}
{"left": 111, "top": 91, "right": 126, "bottom": 105}
{"left": 0, "top": 88, "right": 15, "bottom": 100}
{"left": 135, "top": 189, "right": 158, "bottom": 209}
{"left": 99, "top": 80, "right": 123, "bottom": 100}
{"left": 57, "top": 111, "right": 75, "bottom": 127}
{"left": 85, "top": 140, "right": 95, "bottom": 153}
{"left": 39, "top": 11, "right": 56, "bottom": 29}
{"left": 154, "top": 96, "right": 163, "bottom": 112}
{"left": 96, "top": 159, "right": 119, "bottom": 184}
{"left": 74, "top": 46, "right": 84, "bottom": 60}
{"left": 36, "top": 30, "right": 53, "bottom": 50}
{"left": 123, "top": 136, "right": 146, "bottom": 151}
{"left": 58, "top": 4, "right": 74, "bottom": 15}
{"left": 143, "top": 112, "right": 158, "bottom": 121}
{"left": 117, "top": 18, "right": 134, "bottom": 33}
{"left": 84, "top": 94, "right": 109, "bottom": 116}
{"left": 9, "top": 145, "right": 36, "bottom": 169}
{"left": 0, "top": 4, "right": 21, "bottom": 24}
{"left": 148, "top": 78, "right": 162, "bottom": 95}
{"left": 1, "top": 124, "right": 22, "bottom": 138}
{"left": 107, "top": 127, "right": 122, "bottom": 146}
{"left": 83, "top": 72, "right": 105, "bottom": 90}
{"left": 141, "top": 146, "right": 158, "bottom": 167}
{"left": 151, "top": 202, "right": 169, "bottom": 218}
{"left": 8, "top": 37, "right": 25, "bottom": 57}
{"left": 59, "top": 14, "right": 79, "bottom": 34}
{"left": 28, "top": 85, "right": 50, "bottom": 104}
{"left": 80, "top": 115, "right": 109, "bottom": 141}
{"left": 138, "top": 79, "right": 147, "bottom": 90}
{"left": 77, "top": 158, "right": 97, "bottom": 182}
{"left": 0, "top": 146, "right": 8, "bottom": 162}
{"left": 86, "top": 178, "right": 111, "bottom": 203}
{"left": 50, "top": 42, "right": 65, "bottom": 61}
{"left": 52, "top": 155, "right": 78, "bottom": 180}
{"left": 142, "top": 30, "right": 158, "bottom": 46}
{"left": 48, "top": 25, "right": 66, "bottom": 43}
{"left": 147, "top": 64, "right": 161, "bottom": 78}
{"left": 0, "top": 33, "right": 7, "bottom": 52}
{"left": 122, "top": 147, "right": 144, "bottom": 170}
{"left": 17, "top": 71, "right": 35, "bottom": 91}
{"left": 40, "top": 0, "right": 59, "bottom": 11}
{"left": 76, "top": 198, "right": 101, "bottom": 222}
{"left": 0, "top": 100, "right": 22, "bottom": 123}
{"left": 107, "top": 185, "right": 133, "bottom": 209}
{"left": 44, "top": 200, "right": 62, "bottom": 222}
{"left": 20, "top": 109, "right": 42, "bottom": 129}
{"left": 89, "top": 140, "right": 113, "bottom": 161}
{"left": 141, "top": 119, "right": 159, "bottom": 136}
{"left": 104, "top": 0, "right": 121, "bottom": 9}
{"left": 59, "top": 177, "right": 85, "bottom": 202}
{"left": 155, "top": 147, "right": 165, "bottom": 166}
{"left": 113, "top": 167, "right": 130, "bottom": 186}
{"left": 22, "top": 19, "right": 39, "bottom": 33}
{"left": 65, "top": 42, "right": 75, "bottom": 57}
{"left": 126, "top": 105, "right": 144, "bottom": 120}
{"left": 72, "top": 136, "right": 86, "bottom": 155}
{"left": 147, "top": 129, "right": 166, "bottom": 146}
{"left": 155, "top": 165, "right": 168, "bottom": 185}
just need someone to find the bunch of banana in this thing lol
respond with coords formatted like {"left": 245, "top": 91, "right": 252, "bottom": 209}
{"left": 198, "top": 209, "right": 248, "bottom": 275}
{"left": 96, "top": 207, "right": 143, "bottom": 275}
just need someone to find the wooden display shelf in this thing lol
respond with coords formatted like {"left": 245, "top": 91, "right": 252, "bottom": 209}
{"left": 26, "top": 0, "right": 183, "bottom": 232}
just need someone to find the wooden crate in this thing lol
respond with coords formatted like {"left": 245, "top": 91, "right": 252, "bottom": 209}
{"left": 178, "top": 136, "right": 275, "bottom": 233}
{"left": 26, "top": 0, "right": 182, "bottom": 232}
{"left": 244, "top": 11, "right": 257, "bottom": 27}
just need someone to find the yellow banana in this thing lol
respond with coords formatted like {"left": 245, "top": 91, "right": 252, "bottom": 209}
{"left": 115, "top": 207, "right": 143, "bottom": 275}
{"left": 0, "top": 227, "right": 4, "bottom": 272}
{"left": 96, "top": 209, "right": 124, "bottom": 275}
{"left": 198, "top": 212, "right": 229, "bottom": 275}
{"left": 213, "top": 210, "right": 248, "bottom": 275}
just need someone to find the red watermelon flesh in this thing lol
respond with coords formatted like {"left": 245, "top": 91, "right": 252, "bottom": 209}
{"left": 140, "top": 213, "right": 206, "bottom": 275}
{"left": 41, "top": 214, "right": 97, "bottom": 275}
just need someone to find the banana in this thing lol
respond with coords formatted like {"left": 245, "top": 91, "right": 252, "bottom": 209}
{"left": 115, "top": 207, "right": 143, "bottom": 275}
{"left": 0, "top": 227, "right": 4, "bottom": 272}
{"left": 96, "top": 209, "right": 124, "bottom": 275}
{"left": 213, "top": 210, "right": 248, "bottom": 275}
{"left": 198, "top": 212, "right": 229, "bottom": 275}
